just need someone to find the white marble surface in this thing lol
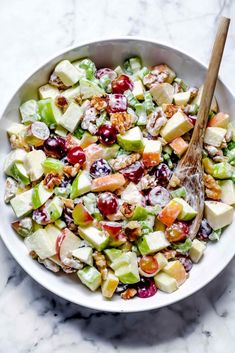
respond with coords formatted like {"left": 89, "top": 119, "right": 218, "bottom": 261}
{"left": 1, "top": 0, "right": 235, "bottom": 352}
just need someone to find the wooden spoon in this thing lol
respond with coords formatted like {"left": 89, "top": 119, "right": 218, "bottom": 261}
{"left": 171, "top": 16, "right": 230, "bottom": 239}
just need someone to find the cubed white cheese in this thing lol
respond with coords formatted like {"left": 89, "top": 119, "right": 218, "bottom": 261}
{"left": 204, "top": 200, "right": 234, "bottom": 230}
{"left": 54, "top": 60, "right": 80, "bottom": 87}
{"left": 189, "top": 239, "right": 206, "bottom": 263}
{"left": 59, "top": 102, "right": 83, "bottom": 133}
{"left": 204, "top": 127, "right": 226, "bottom": 147}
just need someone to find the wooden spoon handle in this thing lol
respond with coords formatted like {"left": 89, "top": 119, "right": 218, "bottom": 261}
{"left": 190, "top": 16, "right": 230, "bottom": 148}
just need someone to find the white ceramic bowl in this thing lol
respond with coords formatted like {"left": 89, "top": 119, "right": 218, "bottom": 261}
{"left": 1, "top": 38, "right": 235, "bottom": 313}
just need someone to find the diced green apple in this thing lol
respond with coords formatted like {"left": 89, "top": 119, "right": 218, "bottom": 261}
{"left": 4, "top": 149, "right": 27, "bottom": 175}
{"left": 219, "top": 180, "right": 235, "bottom": 205}
{"left": 114, "top": 252, "right": 140, "bottom": 284}
{"left": 79, "top": 132, "right": 98, "bottom": 148}
{"left": 138, "top": 231, "right": 170, "bottom": 255}
{"left": 38, "top": 84, "right": 60, "bottom": 99}
{"left": 154, "top": 252, "right": 168, "bottom": 270}
{"left": 204, "top": 127, "right": 226, "bottom": 147}
{"left": 162, "top": 260, "right": 187, "bottom": 285}
{"left": 80, "top": 78, "right": 105, "bottom": 99}
{"left": 42, "top": 158, "right": 64, "bottom": 175}
{"left": 54, "top": 125, "right": 68, "bottom": 137}
{"left": 45, "top": 224, "right": 61, "bottom": 253}
{"left": 10, "top": 162, "right": 30, "bottom": 185}
{"left": 110, "top": 253, "right": 131, "bottom": 271}
{"left": 32, "top": 181, "right": 54, "bottom": 209}
{"left": 204, "top": 200, "right": 233, "bottom": 230}
{"left": 12, "top": 217, "right": 33, "bottom": 237}
{"left": 70, "top": 170, "right": 92, "bottom": 199}
{"left": 173, "top": 91, "right": 191, "bottom": 106}
{"left": 130, "top": 205, "right": 148, "bottom": 221}
{"left": 212, "top": 162, "right": 233, "bottom": 179}
{"left": 189, "top": 239, "right": 206, "bottom": 263}
{"left": 104, "top": 248, "right": 122, "bottom": 262}
{"left": 101, "top": 271, "right": 119, "bottom": 298}
{"left": 19, "top": 99, "right": 40, "bottom": 123}
{"left": 72, "top": 203, "right": 93, "bottom": 226}
{"left": 24, "top": 150, "right": 46, "bottom": 181}
{"left": 54, "top": 60, "right": 81, "bottom": 86}
{"left": 154, "top": 272, "right": 178, "bottom": 293}
{"left": 117, "top": 126, "right": 144, "bottom": 152}
{"left": 72, "top": 247, "right": 93, "bottom": 266}
{"left": 46, "top": 196, "right": 63, "bottom": 221}
{"left": 59, "top": 102, "right": 83, "bottom": 133}
{"left": 7, "top": 123, "right": 27, "bottom": 137}
{"left": 24, "top": 229, "right": 56, "bottom": 259}
{"left": 160, "top": 111, "right": 193, "bottom": 142}
{"left": 77, "top": 266, "right": 101, "bottom": 291}
{"left": 101, "top": 144, "right": 120, "bottom": 160}
{"left": 132, "top": 80, "right": 145, "bottom": 99}
{"left": 174, "top": 198, "right": 197, "bottom": 221}
{"left": 150, "top": 83, "right": 174, "bottom": 105}
{"left": 78, "top": 225, "right": 109, "bottom": 250}
{"left": 38, "top": 98, "right": 62, "bottom": 127}
{"left": 57, "top": 228, "right": 81, "bottom": 260}
{"left": 10, "top": 189, "right": 33, "bottom": 218}
{"left": 60, "top": 85, "right": 80, "bottom": 101}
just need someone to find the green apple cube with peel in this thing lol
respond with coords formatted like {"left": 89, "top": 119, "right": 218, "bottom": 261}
{"left": 80, "top": 78, "right": 105, "bottom": 99}
{"left": 110, "top": 253, "right": 131, "bottom": 271}
{"left": 38, "top": 84, "right": 60, "bottom": 99}
{"left": 189, "top": 239, "right": 206, "bottom": 263}
{"left": 117, "top": 126, "right": 144, "bottom": 152}
{"left": 174, "top": 198, "right": 197, "bottom": 221}
{"left": 54, "top": 60, "right": 81, "bottom": 87}
{"left": 60, "top": 85, "right": 80, "bottom": 101}
{"left": 24, "top": 229, "right": 56, "bottom": 259}
{"left": 219, "top": 180, "right": 235, "bottom": 205}
{"left": 173, "top": 91, "right": 191, "bottom": 106}
{"left": 70, "top": 170, "right": 92, "bottom": 199}
{"left": 204, "top": 127, "right": 227, "bottom": 147}
{"left": 4, "top": 149, "right": 27, "bottom": 175}
{"left": 59, "top": 102, "right": 83, "bottom": 133}
{"left": 54, "top": 125, "right": 68, "bottom": 138}
{"left": 132, "top": 80, "right": 145, "bottom": 99}
{"left": 150, "top": 83, "right": 174, "bottom": 105}
{"left": 46, "top": 196, "right": 63, "bottom": 221}
{"left": 114, "top": 252, "right": 140, "bottom": 284}
{"left": 138, "top": 231, "right": 170, "bottom": 255}
{"left": 38, "top": 98, "right": 61, "bottom": 127}
{"left": 160, "top": 111, "right": 193, "bottom": 142}
{"left": 204, "top": 201, "right": 234, "bottom": 230}
{"left": 121, "top": 182, "right": 143, "bottom": 205}
{"left": 24, "top": 150, "right": 46, "bottom": 181}
{"left": 101, "top": 144, "right": 120, "bottom": 160}
{"left": 154, "top": 272, "right": 178, "bottom": 293}
{"left": 10, "top": 162, "right": 30, "bottom": 185}
{"left": 42, "top": 158, "right": 64, "bottom": 175}
{"left": 72, "top": 247, "right": 93, "bottom": 266}
{"left": 104, "top": 248, "right": 122, "bottom": 262}
{"left": 32, "top": 181, "right": 54, "bottom": 209}
{"left": 213, "top": 162, "right": 233, "bottom": 179}
{"left": 77, "top": 266, "right": 101, "bottom": 291}
{"left": 130, "top": 205, "right": 148, "bottom": 221}
{"left": 7, "top": 123, "right": 27, "bottom": 137}
{"left": 19, "top": 99, "right": 39, "bottom": 123}
{"left": 78, "top": 225, "right": 109, "bottom": 250}
{"left": 10, "top": 189, "right": 33, "bottom": 218}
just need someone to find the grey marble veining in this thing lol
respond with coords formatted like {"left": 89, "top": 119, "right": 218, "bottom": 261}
{"left": 1, "top": 0, "right": 235, "bottom": 352}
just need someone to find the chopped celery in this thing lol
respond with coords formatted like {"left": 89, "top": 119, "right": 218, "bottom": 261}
{"left": 123, "top": 58, "right": 133, "bottom": 74}
{"left": 174, "top": 78, "right": 187, "bottom": 91}
{"left": 78, "top": 59, "right": 96, "bottom": 80}
{"left": 144, "top": 92, "right": 154, "bottom": 113}
{"left": 54, "top": 184, "right": 71, "bottom": 197}
{"left": 136, "top": 67, "right": 149, "bottom": 81}
{"left": 125, "top": 90, "right": 138, "bottom": 108}
{"left": 187, "top": 104, "right": 198, "bottom": 115}
{"left": 96, "top": 111, "right": 107, "bottom": 127}
{"left": 171, "top": 238, "right": 192, "bottom": 253}
{"left": 163, "top": 145, "right": 173, "bottom": 155}
{"left": 99, "top": 74, "right": 111, "bottom": 92}
{"left": 209, "top": 228, "right": 222, "bottom": 241}
{"left": 213, "top": 162, "right": 233, "bottom": 179}
{"left": 114, "top": 65, "right": 123, "bottom": 76}
{"left": 129, "top": 57, "right": 142, "bottom": 73}
{"left": 170, "top": 187, "right": 187, "bottom": 199}
{"left": 135, "top": 103, "right": 147, "bottom": 125}
{"left": 73, "top": 126, "right": 85, "bottom": 139}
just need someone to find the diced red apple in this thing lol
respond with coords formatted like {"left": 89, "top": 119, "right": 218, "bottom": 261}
{"left": 170, "top": 137, "right": 188, "bottom": 157}
{"left": 101, "top": 222, "right": 122, "bottom": 237}
{"left": 56, "top": 228, "right": 81, "bottom": 261}
{"left": 84, "top": 143, "right": 104, "bottom": 170}
{"left": 72, "top": 203, "right": 93, "bottom": 226}
{"left": 91, "top": 173, "right": 126, "bottom": 192}
{"left": 143, "top": 140, "right": 162, "bottom": 167}
{"left": 157, "top": 200, "right": 183, "bottom": 227}
{"left": 208, "top": 112, "right": 229, "bottom": 128}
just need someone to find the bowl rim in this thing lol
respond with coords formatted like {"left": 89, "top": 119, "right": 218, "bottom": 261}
{"left": 1, "top": 36, "right": 234, "bottom": 313}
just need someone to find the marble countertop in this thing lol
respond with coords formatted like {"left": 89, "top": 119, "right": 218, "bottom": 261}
{"left": 1, "top": 0, "right": 235, "bottom": 352}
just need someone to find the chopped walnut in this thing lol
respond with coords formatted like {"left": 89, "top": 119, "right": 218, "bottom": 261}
{"left": 55, "top": 96, "right": 68, "bottom": 111}
{"left": 10, "top": 134, "right": 30, "bottom": 151}
{"left": 43, "top": 173, "right": 62, "bottom": 189}
{"left": 121, "top": 288, "right": 137, "bottom": 300}
{"left": 110, "top": 112, "right": 135, "bottom": 134}
{"left": 169, "top": 174, "right": 181, "bottom": 188}
{"left": 66, "top": 134, "right": 79, "bottom": 149}
{"left": 124, "top": 221, "right": 141, "bottom": 241}
{"left": 146, "top": 108, "right": 167, "bottom": 136}
{"left": 29, "top": 250, "right": 37, "bottom": 259}
{"left": 137, "top": 174, "right": 156, "bottom": 190}
{"left": 93, "top": 251, "right": 108, "bottom": 280}
{"left": 74, "top": 95, "right": 82, "bottom": 105}
{"left": 63, "top": 163, "right": 80, "bottom": 178}
{"left": 90, "top": 96, "right": 107, "bottom": 111}
{"left": 220, "top": 140, "right": 227, "bottom": 149}
{"left": 120, "top": 202, "right": 135, "bottom": 218}
{"left": 204, "top": 174, "right": 221, "bottom": 200}
{"left": 110, "top": 153, "right": 141, "bottom": 171}
{"left": 161, "top": 249, "right": 177, "bottom": 260}
{"left": 163, "top": 104, "right": 182, "bottom": 118}
{"left": 62, "top": 198, "right": 74, "bottom": 209}
{"left": 49, "top": 72, "right": 67, "bottom": 90}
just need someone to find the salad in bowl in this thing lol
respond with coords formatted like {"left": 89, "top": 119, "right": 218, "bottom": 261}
{"left": 4, "top": 55, "right": 235, "bottom": 300}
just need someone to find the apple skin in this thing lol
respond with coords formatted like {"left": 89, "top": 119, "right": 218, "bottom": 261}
{"left": 72, "top": 203, "right": 93, "bottom": 226}
{"left": 56, "top": 230, "right": 66, "bottom": 260}
{"left": 101, "top": 222, "right": 126, "bottom": 246}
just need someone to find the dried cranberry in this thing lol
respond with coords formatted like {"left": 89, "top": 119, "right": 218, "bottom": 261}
{"left": 97, "top": 125, "right": 117, "bottom": 145}
{"left": 90, "top": 158, "right": 112, "bottom": 178}
{"left": 136, "top": 278, "right": 157, "bottom": 298}
{"left": 178, "top": 256, "right": 193, "bottom": 272}
{"left": 148, "top": 186, "right": 170, "bottom": 207}
{"left": 32, "top": 208, "right": 51, "bottom": 225}
{"left": 44, "top": 136, "right": 67, "bottom": 158}
{"left": 107, "top": 94, "right": 128, "bottom": 113}
{"left": 67, "top": 146, "right": 86, "bottom": 166}
{"left": 96, "top": 68, "right": 117, "bottom": 81}
{"left": 166, "top": 221, "right": 189, "bottom": 242}
{"left": 197, "top": 218, "right": 212, "bottom": 240}
{"left": 112, "top": 75, "right": 133, "bottom": 94}
{"left": 120, "top": 161, "right": 144, "bottom": 184}
{"left": 97, "top": 192, "right": 118, "bottom": 216}
{"left": 155, "top": 163, "right": 172, "bottom": 186}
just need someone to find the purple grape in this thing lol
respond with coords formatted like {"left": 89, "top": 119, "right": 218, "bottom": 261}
{"left": 120, "top": 161, "right": 145, "bottom": 184}
{"left": 136, "top": 278, "right": 158, "bottom": 298}
{"left": 115, "top": 282, "right": 129, "bottom": 294}
{"left": 90, "top": 159, "right": 112, "bottom": 178}
{"left": 155, "top": 163, "right": 172, "bottom": 186}
{"left": 197, "top": 218, "right": 212, "bottom": 240}
{"left": 44, "top": 136, "right": 68, "bottom": 159}
{"left": 178, "top": 256, "right": 193, "bottom": 272}
{"left": 148, "top": 186, "right": 170, "bottom": 207}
